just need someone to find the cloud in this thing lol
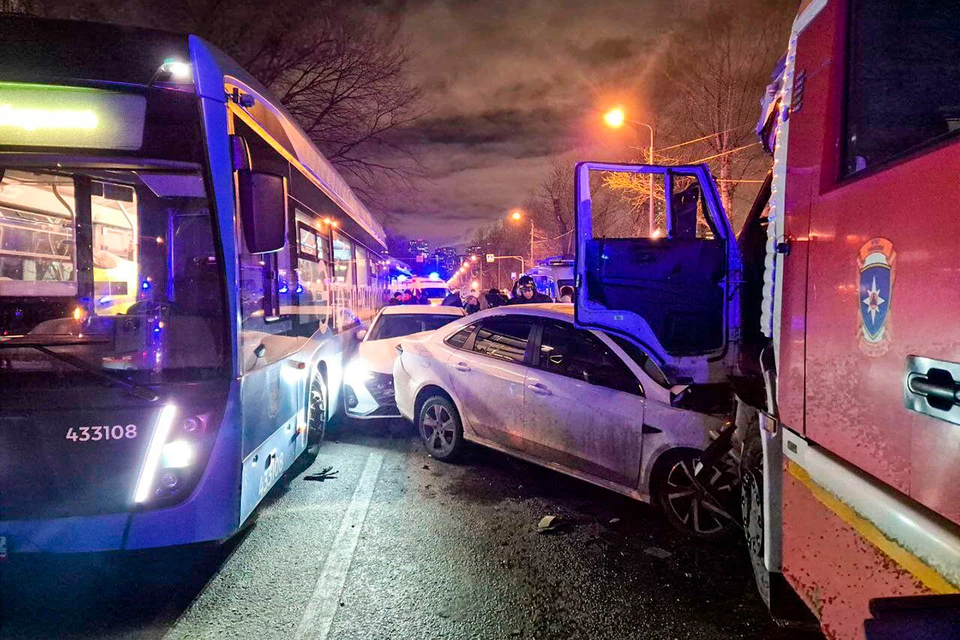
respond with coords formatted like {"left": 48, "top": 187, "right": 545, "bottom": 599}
{"left": 371, "top": 0, "right": 680, "bottom": 249}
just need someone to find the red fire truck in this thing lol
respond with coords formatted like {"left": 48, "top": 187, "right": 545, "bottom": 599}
{"left": 574, "top": 1, "right": 960, "bottom": 638}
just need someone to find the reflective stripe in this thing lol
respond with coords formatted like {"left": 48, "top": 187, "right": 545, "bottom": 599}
{"left": 783, "top": 430, "right": 960, "bottom": 592}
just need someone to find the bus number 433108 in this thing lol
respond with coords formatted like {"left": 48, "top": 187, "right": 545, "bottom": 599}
{"left": 66, "top": 425, "right": 138, "bottom": 442}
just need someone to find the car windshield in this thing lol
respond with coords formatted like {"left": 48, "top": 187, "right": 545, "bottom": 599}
{"left": 608, "top": 333, "right": 670, "bottom": 387}
{"left": 369, "top": 313, "right": 460, "bottom": 340}
{"left": 0, "top": 167, "right": 226, "bottom": 384}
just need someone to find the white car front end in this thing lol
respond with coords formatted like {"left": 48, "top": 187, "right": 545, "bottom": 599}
{"left": 344, "top": 306, "right": 465, "bottom": 419}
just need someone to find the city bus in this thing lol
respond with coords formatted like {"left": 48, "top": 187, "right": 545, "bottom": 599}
{"left": 0, "top": 16, "right": 389, "bottom": 554}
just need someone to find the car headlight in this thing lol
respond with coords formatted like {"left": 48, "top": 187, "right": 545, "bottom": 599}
{"left": 344, "top": 359, "right": 374, "bottom": 389}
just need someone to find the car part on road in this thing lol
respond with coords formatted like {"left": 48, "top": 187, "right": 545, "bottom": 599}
{"left": 536, "top": 515, "right": 571, "bottom": 534}
{"left": 304, "top": 466, "right": 339, "bottom": 482}
{"left": 654, "top": 449, "right": 738, "bottom": 541}
{"left": 418, "top": 395, "right": 465, "bottom": 462}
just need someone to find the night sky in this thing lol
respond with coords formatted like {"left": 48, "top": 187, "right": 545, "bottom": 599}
{"left": 379, "top": 0, "right": 680, "bottom": 248}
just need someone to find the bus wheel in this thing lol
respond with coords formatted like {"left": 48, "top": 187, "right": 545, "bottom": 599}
{"left": 307, "top": 369, "right": 327, "bottom": 447}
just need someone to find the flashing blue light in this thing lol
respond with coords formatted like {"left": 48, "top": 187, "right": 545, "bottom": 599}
{"left": 295, "top": 284, "right": 304, "bottom": 294}
{"left": 397, "top": 275, "right": 408, "bottom": 283}
{"left": 98, "top": 295, "right": 113, "bottom": 305}
{"left": 429, "top": 272, "right": 440, "bottom": 280}
{"left": 279, "top": 285, "right": 289, "bottom": 294}
{"left": 141, "top": 281, "right": 151, "bottom": 291}
{"left": 153, "top": 326, "right": 162, "bottom": 335}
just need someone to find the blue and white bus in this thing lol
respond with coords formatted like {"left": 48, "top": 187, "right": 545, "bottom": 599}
{"left": 0, "top": 16, "right": 390, "bottom": 554}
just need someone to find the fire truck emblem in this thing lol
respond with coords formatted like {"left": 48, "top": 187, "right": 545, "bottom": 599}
{"left": 857, "top": 238, "right": 896, "bottom": 356}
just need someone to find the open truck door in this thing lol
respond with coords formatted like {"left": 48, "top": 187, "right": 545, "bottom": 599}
{"left": 574, "top": 162, "right": 741, "bottom": 384}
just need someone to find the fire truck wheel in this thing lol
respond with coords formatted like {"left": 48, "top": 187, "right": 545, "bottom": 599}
{"left": 654, "top": 448, "right": 737, "bottom": 541}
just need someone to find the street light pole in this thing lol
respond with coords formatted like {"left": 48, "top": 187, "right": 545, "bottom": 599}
{"left": 603, "top": 108, "right": 656, "bottom": 236}
{"left": 630, "top": 120, "right": 656, "bottom": 236}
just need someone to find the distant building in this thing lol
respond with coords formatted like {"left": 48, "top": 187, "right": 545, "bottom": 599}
{"left": 408, "top": 238, "right": 429, "bottom": 263}
{"left": 465, "top": 245, "right": 483, "bottom": 257}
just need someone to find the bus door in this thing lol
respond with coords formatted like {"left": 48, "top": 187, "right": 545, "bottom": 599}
{"left": 573, "top": 162, "right": 741, "bottom": 383}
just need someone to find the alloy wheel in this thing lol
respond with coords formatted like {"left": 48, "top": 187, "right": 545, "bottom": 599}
{"left": 420, "top": 403, "right": 456, "bottom": 457}
{"left": 663, "top": 456, "right": 734, "bottom": 538}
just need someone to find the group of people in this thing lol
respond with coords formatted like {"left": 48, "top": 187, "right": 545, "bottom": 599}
{"left": 438, "top": 275, "right": 574, "bottom": 314}
{"left": 387, "top": 290, "right": 432, "bottom": 306}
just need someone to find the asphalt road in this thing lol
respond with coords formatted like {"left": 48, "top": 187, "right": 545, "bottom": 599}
{"left": 0, "top": 422, "right": 820, "bottom": 640}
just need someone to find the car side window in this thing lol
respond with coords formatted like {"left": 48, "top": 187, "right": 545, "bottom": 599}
{"left": 538, "top": 321, "right": 641, "bottom": 395}
{"left": 472, "top": 317, "right": 533, "bottom": 363}
{"left": 445, "top": 324, "right": 475, "bottom": 349}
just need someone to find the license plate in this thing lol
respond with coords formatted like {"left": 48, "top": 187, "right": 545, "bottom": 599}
{"left": 0, "top": 536, "right": 7, "bottom": 561}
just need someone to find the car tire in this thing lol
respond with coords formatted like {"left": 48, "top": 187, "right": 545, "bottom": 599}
{"left": 307, "top": 368, "right": 328, "bottom": 448}
{"left": 417, "top": 395, "right": 464, "bottom": 462}
{"left": 654, "top": 448, "right": 737, "bottom": 541}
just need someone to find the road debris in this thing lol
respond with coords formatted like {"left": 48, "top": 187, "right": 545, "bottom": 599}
{"left": 644, "top": 546, "right": 673, "bottom": 559}
{"left": 537, "top": 515, "right": 571, "bottom": 534}
{"left": 608, "top": 517, "right": 621, "bottom": 525}
{"left": 304, "top": 466, "right": 339, "bottom": 482}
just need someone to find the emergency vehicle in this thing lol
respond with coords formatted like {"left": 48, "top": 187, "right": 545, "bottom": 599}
{"left": 573, "top": 1, "right": 960, "bottom": 637}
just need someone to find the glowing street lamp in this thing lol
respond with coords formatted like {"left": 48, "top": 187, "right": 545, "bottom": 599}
{"left": 603, "top": 107, "right": 625, "bottom": 129}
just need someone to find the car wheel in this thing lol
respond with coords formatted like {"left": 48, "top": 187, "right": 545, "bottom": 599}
{"left": 418, "top": 395, "right": 464, "bottom": 462}
{"left": 307, "top": 369, "right": 327, "bottom": 447}
{"left": 655, "top": 449, "right": 737, "bottom": 541}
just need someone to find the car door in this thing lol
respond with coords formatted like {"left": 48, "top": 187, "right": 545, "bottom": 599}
{"left": 573, "top": 162, "right": 741, "bottom": 384}
{"left": 522, "top": 318, "right": 645, "bottom": 489}
{"left": 445, "top": 315, "right": 535, "bottom": 450}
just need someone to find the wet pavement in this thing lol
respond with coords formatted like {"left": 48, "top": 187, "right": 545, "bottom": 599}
{"left": 0, "top": 422, "right": 821, "bottom": 640}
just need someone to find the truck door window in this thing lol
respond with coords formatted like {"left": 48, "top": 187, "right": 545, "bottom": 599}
{"left": 592, "top": 170, "right": 667, "bottom": 239}
{"left": 844, "top": 0, "right": 960, "bottom": 176}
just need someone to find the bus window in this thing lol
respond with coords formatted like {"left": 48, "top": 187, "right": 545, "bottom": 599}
{"left": 333, "top": 231, "right": 354, "bottom": 285}
{"left": 0, "top": 168, "right": 226, "bottom": 379}
{"left": 295, "top": 216, "right": 331, "bottom": 333}
{"left": 0, "top": 171, "right": 77, "bottom": 297}
{"left": 356, "top": 245, "right": 370, "bottom": 287}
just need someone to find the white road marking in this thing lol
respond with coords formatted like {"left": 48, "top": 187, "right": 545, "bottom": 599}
{"left": 294, "top": 452, "right": 384, "bottom": 640}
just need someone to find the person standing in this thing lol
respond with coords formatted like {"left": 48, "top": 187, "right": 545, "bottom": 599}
{"left": 509, "top": 275, "right": 552, "bottom": 304}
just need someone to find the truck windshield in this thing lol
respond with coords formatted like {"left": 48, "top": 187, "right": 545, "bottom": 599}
{"left": 0, "top": 166, "right": 226, "bottom": 383}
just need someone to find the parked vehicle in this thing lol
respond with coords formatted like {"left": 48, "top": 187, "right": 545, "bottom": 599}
{"left": 573, "top": 0, "right": 960, "bottom": 636}
{"left": 393, "top": 304, "right": 738, "bottom": 539}
{"left": 402, "top": 276, "right": 450, "bottom": 305}
{"left": 525, "top": 256, "right": 574, "bottom": 301}
{"left": 343, "top": 305, "right": 465, "bottom": 419}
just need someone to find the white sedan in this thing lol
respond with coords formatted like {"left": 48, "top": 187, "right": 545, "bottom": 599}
{"left": 342, "top": 304, "right": 465, "bottom": 419}
{"left": 393, "top": 304, "right": 737, "bottom": 538}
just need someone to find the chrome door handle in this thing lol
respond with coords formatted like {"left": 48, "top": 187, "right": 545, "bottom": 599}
{"left": 905, "top": 356, "right": 960, "bottom": 425}
{"left": 526, "top": 382, "right": 552, "bottom": 395}
{"left": 452, "top": 362, "right": 471, "bottom": 372}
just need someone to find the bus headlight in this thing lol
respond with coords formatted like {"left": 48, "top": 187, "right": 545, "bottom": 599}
{"left": 161, "top": 440, "right": 194, "bottom": 469}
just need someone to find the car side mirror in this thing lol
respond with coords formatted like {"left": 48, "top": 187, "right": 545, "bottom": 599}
{"left": 356, "top": 329, "right": 367, "bottom": 341}
{"left": 238, "top": 170, "right": 286, "bottom": 253}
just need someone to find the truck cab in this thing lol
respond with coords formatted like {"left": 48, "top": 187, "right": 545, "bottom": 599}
{"left": 573, "top": 162, "right": 742, "bottom": 386}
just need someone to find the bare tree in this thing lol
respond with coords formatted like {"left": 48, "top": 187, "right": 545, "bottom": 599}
{"left": 663, "top": 0, "right": 793, "bottom": 215}
{"left": 37, "top": 0, "right": 424, "bottom": 203}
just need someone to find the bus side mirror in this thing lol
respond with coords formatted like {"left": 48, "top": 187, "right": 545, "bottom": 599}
{"left": 238, "top": 170, "right": 286, "bottom": 253}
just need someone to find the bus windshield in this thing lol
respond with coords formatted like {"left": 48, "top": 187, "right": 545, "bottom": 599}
{"left": 0, "top": 166, "right": 226, "bottom": 383}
